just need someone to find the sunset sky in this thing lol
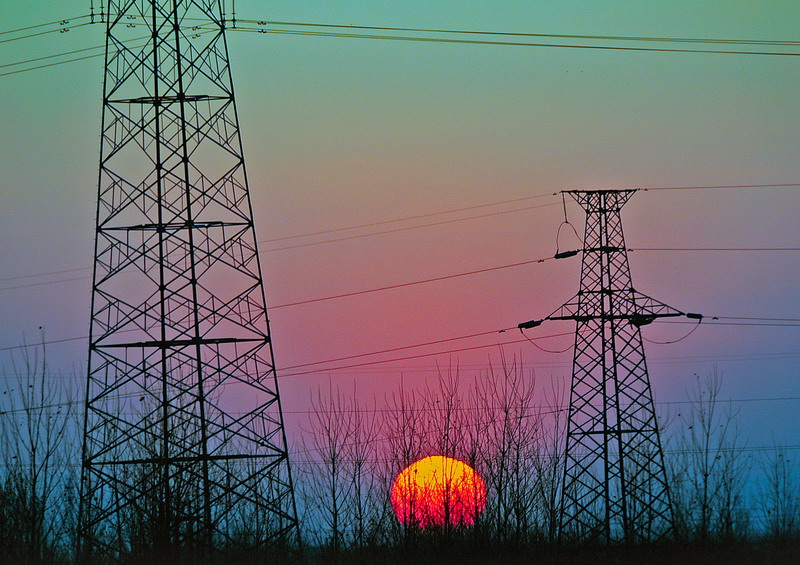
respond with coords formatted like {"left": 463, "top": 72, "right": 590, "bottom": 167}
{"left": 1, "top": 1, "right": 799, "bottom": 454}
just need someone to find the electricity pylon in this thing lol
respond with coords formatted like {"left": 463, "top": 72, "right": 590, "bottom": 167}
{"left": 78, "top": 1, "right": 298, "bottom": 558}
{"left": 519, "top": 189, "right": 701, "bottom": 543}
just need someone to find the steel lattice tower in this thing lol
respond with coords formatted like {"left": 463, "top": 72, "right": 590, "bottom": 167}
{"left": 78, "top": 1, "right": 299, "bottom": 558}
{"left": 520, "top": 190, "right": 700, "bottom": 543}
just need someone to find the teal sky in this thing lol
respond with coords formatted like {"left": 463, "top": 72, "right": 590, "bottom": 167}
{"left": 1, "top": 1, "right": 800, "bottom": 452}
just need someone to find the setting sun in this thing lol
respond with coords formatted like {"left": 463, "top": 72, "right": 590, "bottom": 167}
{"left": 391, "top": 456, "right": 486, "bottom": 528}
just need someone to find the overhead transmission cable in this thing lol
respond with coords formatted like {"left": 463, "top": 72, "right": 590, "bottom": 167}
{"left": 0, "top": 25, "right": 93, "bottom": 45}
{"left": 6, "top": 242, "right": 799, "bottom": 296}
{"left": 0, "top": 15, "right": 91, "bottom": 36}
{"left": 227, "top": 25, "right": 800, "bottom": 57}
{"left": 4, "top": 347, "right": 800, "bottom": 378}
{"left": 643, "top": 318, "right": 703, "bottom": 345}
{"left": 659, "top": 320, "right": 800, "bottom": 328}
{"left": 278, "top": 336, "right": 536, "bottom": 378}
{"left": 257, "top": 201, "right": 559, "bottom": 252}
{"left": 0, "top": 44, "right": 105, "bottom": 69}
{"left": 69, "top": 13, "right": 800, "bottom": 49}
{"left": 641, "top": 183, "right": 800, "bottom": 191}
{"left": 630, "top": 247, "right": 800, "bottom": 253}
{"left": 228, "top": 18, "right": 800, "bottom": 48}
{"left": 4, "top": 16, "right": 800, "bottom": 78}
{"left": 0, "top": 179, "right": 798, "bottom": 291}
{"left": 279, "top": 327, "right": 523, "bottom": 371}
{"left": 262, "top": 192, "right": 557, "bottom": 243}
{"left": 0, "top": 30, "right": 155, "bottom": 71}
{"left": 279, "top": 316, "right": 800, "bottom": 378}
{"left": 0, "top": 194, "right": 559, "bottom": 287}
{"left": 270, "top": 255, "right": 556, "bottom": 309}
{"left": 3, "top": 247, "right": 799, "bottom": 294}
{"left": 0, "top": 30, "right": 217, "bottom": 77}
{"left": 0, "top": 266, "right": 92, "bottom": 284}
{"left": 1, "top": 316, "right": 799, "bottom": 371}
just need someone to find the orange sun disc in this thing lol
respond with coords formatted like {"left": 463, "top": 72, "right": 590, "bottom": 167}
{"left": 390, "top": 455, "right": 486, "bottom": 528}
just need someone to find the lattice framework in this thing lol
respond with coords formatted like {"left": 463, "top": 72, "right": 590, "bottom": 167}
{"left": 521, "top": 190, "right": 691, "bottom": 542}
{"left": 79, "top": 1, "right": 299, "bottom": 558}
{"left": 556, "top": 190, "right": 675, "bottom": 542}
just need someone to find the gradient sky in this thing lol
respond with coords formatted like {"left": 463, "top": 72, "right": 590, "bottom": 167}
{"left": 1, "top": 1, "right": 799, "bottom": 453}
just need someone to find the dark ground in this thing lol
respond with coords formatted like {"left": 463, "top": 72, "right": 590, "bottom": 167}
{"left": 300, "top": 540, "right": 800, "bottom": 565}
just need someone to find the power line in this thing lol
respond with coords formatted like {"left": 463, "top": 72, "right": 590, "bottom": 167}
{"left": 270, "top": 255, "right": 555, "bottom": 310}
{"left": 0, "top": 21, "right": 92, "bottom": 45}
{"left": 643, "top": 319, "right": 703, "bottom": 345}
{"left": 6, "top": 334, "right": 800, "bottom": 377}
{"left": 228, "top": 26, "right": 800, "bottom": 57}
{"left": 230, "top": 18, "right": 800, "bottom": 48}
{"left": 0, "top": 335, "right": 87, "bottom": 352}
{"left": 49, "top": 13, "right": 799, "bottom": 49}
{"left": 280, "top": 328, "right": 521, "bottom": 371}
{"left": 716, "top": 316, "right": 800, "bottom": 322}
{"left": 0, "top": 266, "right": 91, "bottom": 284}
{"left": 6, "top": 15, "right": 800, "bottom": 79}
{"left": 659, "top": 320, "right": 800, "bottom": 328}
{"left": 0, "top": 275, "right": 90, "bottom": 292}
{"left": 631, "top": 248, "right": 800, "bottom": 252}
{"left": 278, "top": 349, "right": 800, "bottom": 372}
{"left": 0, "top": 50, "right": 104, "bottom": 78}
{"left": 2, "top": 389, "right": 800, "bottom": 419}
{"left": 0, "top": 43, "right": 104, "bottom": 69}
{"left": 0, "top": 196, "right": 558, "bottom": 287}
{"left": 279, "top": 334, "right": 588, "bottom": 378}
{"left": 4, "top": 345, "right": 800, "bottom": 377}
{"left": 641, "top": 183, "right": 800, "bottom": 192}
{"left": 1, "top": 292, "right": 799, "bottom": 360}
{"left": 0, "top": 30, "right": 157, "bottom": 72}
{"left": 5, "top": 245, "right": 800, "bottom": 294}
{"left": 0, "top": 30, "right": 216, "bottom": 78}
{"left": 0, "top": 15, "right": 90, "bottom": 36}
{"left": 328, "top": 348, "right": 800, "bottom": 371}
{"left": 39, "top": 13, "right": 798, "bottom": 50}
{"left": 257, "top": 202, "right": 559, "bottom": 253}
{"left": 260, "top": 192, "right": 557, "bottom": 243}
{"left": 256, "top": 182, "right": 798, "bottom": 251}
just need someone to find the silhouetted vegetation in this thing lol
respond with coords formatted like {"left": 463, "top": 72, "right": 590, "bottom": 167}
{"left": 1, "top": 344, "right": 799, "bottom": 563}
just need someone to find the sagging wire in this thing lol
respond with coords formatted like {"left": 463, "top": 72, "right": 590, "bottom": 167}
{"left": 518, "top": 325, "right": 573, "bottom": 354}
{"left": 555, "top": 191, "right": 581, "bottom": 259}
{"left": 643, "top": 314, "right": 704, "bottom": 344}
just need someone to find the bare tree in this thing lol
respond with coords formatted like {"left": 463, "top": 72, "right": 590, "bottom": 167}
{"left": 471, "top": 355, "right": 542, "bottom": 545}
{"left": 381, "top": 375, "right": 428, "bottom": 547}
{"left": 343, "top": 390, "right": 382, "bottom": 553}
{"left": 299, "top": 382, "right": 382, "bottom": 560}
{"left": 0, "top": 334, "right": 79, "bottom": 563}
{"left": 530, "top": 378, "right": 567, "bottom": 544}
{"left": 668, "top": 369, "right": 750, "bottom": 542}
{"left": 759, "top": 444, "right": 800, "bottom": 542}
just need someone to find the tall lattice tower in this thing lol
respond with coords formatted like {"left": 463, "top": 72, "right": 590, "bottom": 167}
{"left": 79, "top": 1, "right": 299, "bottom": 558}
{"left": 520, "top": 190, "right": 701, "bottom": 543}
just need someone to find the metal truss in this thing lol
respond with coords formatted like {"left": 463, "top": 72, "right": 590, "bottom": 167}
{"left": 78, "top": 1, "right": 299, "bottom": 559}
{"left": 521, "top": 190, "right": 698, "bottom": 543}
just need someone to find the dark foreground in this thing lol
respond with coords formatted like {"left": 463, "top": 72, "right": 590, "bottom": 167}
{"left": 9, "top": 540, "right": 800, "bottom": 565}
{"left": 299, "top": 541, "right": 800, "bottom": 565}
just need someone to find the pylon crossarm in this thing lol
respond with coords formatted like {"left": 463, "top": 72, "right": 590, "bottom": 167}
{"left": 518, "top": 289, "right": 702, "bottom": 331}
{"left": 547, "top": 312, "right": 683, "bottom": 323}
{"left": 518, "top": 310, "right": 689, "bottom": 331}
